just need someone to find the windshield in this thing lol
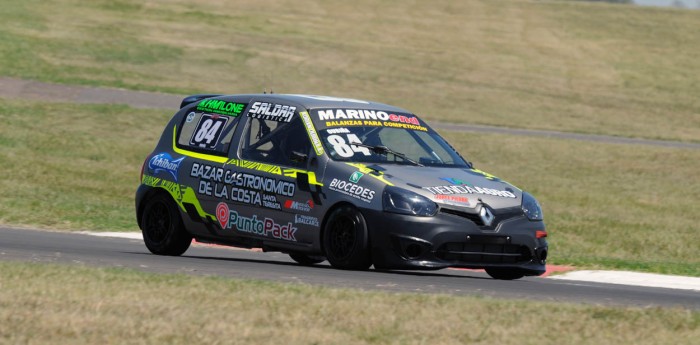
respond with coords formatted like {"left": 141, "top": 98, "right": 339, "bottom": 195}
{"left": 318, "top": 126, "right": 469, "bottom": 167}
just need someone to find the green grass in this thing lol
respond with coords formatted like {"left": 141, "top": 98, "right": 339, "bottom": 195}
{"left": 1, "top": 0, "right": 699, "bottom": 142}
{"left": 1, "top": 99, "right": 698, "bottom": 275}
{"left": 0, "top": 262, "right": 697, "bottom": 344}
{"left": 0, "top": 101, "right": 171, "bottom": 230}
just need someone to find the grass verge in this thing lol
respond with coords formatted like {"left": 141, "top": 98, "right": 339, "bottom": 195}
{"left": 1, "top": 99, "right": 698, "bottom": 275}
{"left": 1, "top": 0, "right": 699, "bottom": 142}
{"left": 0, "top": 262, "right": 698, "bottom": 344}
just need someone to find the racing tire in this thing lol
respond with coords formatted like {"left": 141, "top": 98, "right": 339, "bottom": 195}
{"left": 141, "top": 194, "right": 192, "bottom": 256}
{"left": 289, "top": 253, "right": 326, "bottom": 266}
{"left": 485, "top": 268, "right": 526, "bottom": 280}
{"left": 322, "top": 205, "right": 372, "bottom": 270}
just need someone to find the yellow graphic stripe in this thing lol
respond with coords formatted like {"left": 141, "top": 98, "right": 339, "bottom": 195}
{"left": 470, "top": 168, "right": 520, "bottom": 191}
{"left": 142, "top": 174, "right": 214, "bottom": 220}
{"left": 283, "top": 168, "right": 323, "bottom": 186}
{"left": 345, "top": 163, "right": 394, "bottom": 186}
{"left": 226, "top": 158, "right": 283, "bottom": 175}
{"left": 299, "top": 111, "right": 325, "bottom": 156}
{"left": 226, "top": 159, "right": 323, "bottom": 186}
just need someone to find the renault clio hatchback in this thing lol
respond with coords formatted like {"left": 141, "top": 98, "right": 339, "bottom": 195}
{"left": 136, "top": 94, "right": 548, "bottom": 279}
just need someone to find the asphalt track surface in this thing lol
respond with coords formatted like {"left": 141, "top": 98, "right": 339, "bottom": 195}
{"left": 1, "top": 77, "right": 699, "bottom": 150}
{"left": 2, "top": 227, "right": 698, "bottom": 309}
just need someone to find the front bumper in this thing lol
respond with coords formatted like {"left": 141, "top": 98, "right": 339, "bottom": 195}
{"left": 362, "top": 208, "right": 548, "bottom": 276}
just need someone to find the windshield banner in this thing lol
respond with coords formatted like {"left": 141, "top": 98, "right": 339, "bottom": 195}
{"left": 311, "top": 109, "right": 428, "bottom": 132}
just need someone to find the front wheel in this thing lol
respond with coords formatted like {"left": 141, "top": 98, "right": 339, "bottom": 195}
{"left": 485, "top": 268, "right": 526, "bottom": 280}
{"left": 141, "top": 194, "right": 192, "bottom": 256}
{"left": 322, "top": 205, "right": 372, "bottom": 270}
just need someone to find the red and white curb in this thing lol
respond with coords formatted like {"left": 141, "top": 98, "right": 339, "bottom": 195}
{"left": 82, "top": 232, "right": 700, "bottom": 292}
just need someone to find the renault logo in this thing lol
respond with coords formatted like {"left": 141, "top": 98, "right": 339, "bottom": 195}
{"left": 479, "top": 205, "right": 495, "bottom": 227}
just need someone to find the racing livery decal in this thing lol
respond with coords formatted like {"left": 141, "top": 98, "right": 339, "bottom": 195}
{"left": 284, "top": 199, "right": 314, "bottom": 212}
{"left": 329, "top": 178, "right": 375, "bottom": 203}
{"left": 142, "top": 174, "right": 215, "bottom": 223}
{"left": 423, "top": 183, "right": 516, "bottom": 198}
{"left": 216, "top": 202, "right": 297, "bottom": 241}
{"left": 197, "top": 99, "right": 246, "bottom": 116}
{"left": 314, "top": 109, "right": 427, "bottom": 131}
{"left": 142, "top": 175, "right": 183, "bottom": 202}
{"left": 189, "top": 114, "right": 229, "bottom": 150}
{"left": 300, "top": 111, "right": 324, "bottom": 155}
{"left": 190, "top": 162, "right": 293, "bottom": 209}
{"left": 349, "top": 171, "right": 364, "bottom": 183}
{"left": 148, "top": 153, "right": 184, "bottom": 181}
{"left": 247, "top": 101, "right": 296, "bottom": 122}
{"left": 435, "top": 194, "right": 471, "bottom": 204}
{"left": 294, "top": 214, "right": 320, "bottom": 227}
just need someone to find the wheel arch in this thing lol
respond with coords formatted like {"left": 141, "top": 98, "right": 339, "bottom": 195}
{"left": 137, "top": 187, "right": 177, "bottom": 230}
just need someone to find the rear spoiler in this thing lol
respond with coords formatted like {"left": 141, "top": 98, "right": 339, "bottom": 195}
{"left": 180, "top": 94, "right": 224, "bottom": 109}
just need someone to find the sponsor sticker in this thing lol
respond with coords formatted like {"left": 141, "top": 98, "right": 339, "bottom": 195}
{"left": 315, "top": 109, "right": 428, "bottom": 131}
{"left": 284, "top": 199, "right": 314, "bottom": 212}
{"left": 294, "top": 214, "right": 319, "bottom": 227}
{"left": 247, "top": 101, "right": 296, "bottom": 122}
{"left": 349, "top": 171, "right": 364, "bottom": 183}
{"left": 216, "top": 202, "right": 230, "bottom": 229}
{"left": 423, "top": 184, "right": 516, "bottom": 198}
{"left": 186, "top": 112, "right": 196, "bottom": 123}
{"left": 216, "top": 202, "right": 297, "bottom": 241}
{"left": 190, "top": 162, "right": 295, "bottom": 196}
{"left": 434, "top": 194, "right": 472, "bottom": 206}
{"left": 197, "top": 99, "right": 246, "bottom": 116}
{"left": 431, "top": 176, "right": 516, "bottom": 198}
{"left": 148, "top": 153, "right": 184, "bottom": 181}
{"left": 329, "top": 178, "right": 375, "bottom": 203}
{"left": 190, "top": 162, "right": 294, "bottom": 209}
{"left": 300, "top": 111, "right": 324, "bottom": 155}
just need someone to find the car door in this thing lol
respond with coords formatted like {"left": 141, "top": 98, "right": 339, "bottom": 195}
{"left": 221, "top": 100, "right": 326, "bottom": 249}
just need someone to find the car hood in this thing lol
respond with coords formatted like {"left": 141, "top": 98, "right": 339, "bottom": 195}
{"left": 367, "top": 164, "right": 522, "bottom": 210}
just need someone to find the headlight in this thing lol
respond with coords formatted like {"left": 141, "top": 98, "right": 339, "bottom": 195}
{"left": 521, "top": 192, "right": 543, "bottom": 221}
{"left": 383, "top": 186, "right": 437, "bottom": 217}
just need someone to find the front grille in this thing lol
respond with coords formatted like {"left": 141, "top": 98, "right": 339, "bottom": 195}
{"left": 440, "top": 208, "right": 482, "bottom": 223}
{"left": 440, "top": 206, "right": 523, "bottom": 229}
{"left": 435, "top": 237, "right": 532, "bottom": 264}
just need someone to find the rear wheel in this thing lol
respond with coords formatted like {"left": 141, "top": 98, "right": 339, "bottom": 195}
{"left": 289, "top": 253, "right": 325, "bottom": 266}
{"left": 322, "top": 205, "right": 372, "bottom": 270}
{"left": 141, "top": 194, "right": 192, "bottom": 256}
{"left": 485, "top": 268, "right": 526, "bottom": 280}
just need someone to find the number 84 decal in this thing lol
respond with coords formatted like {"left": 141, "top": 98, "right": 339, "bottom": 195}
{"left": 327, "top": 134, "right": 371, "bottom": 158}
{"left": 189, "top": 114, "right": 229, "bottom": 149}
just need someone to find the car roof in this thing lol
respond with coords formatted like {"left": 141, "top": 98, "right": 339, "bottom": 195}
{"left": 218, "top": 94, "right": 412, "bottom": 113}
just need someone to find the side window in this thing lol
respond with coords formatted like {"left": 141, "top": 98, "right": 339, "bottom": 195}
{"left": 177, "top": 111, "right": 239, "bottom": 155}
{"left": 241, "top": 116, "right": 311, "bottom": 168}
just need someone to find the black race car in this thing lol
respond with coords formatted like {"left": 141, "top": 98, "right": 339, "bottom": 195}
{"left": 136, "top": 94, "right": 547, "bottom": 279}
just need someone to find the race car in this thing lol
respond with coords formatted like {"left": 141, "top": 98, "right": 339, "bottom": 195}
{"left": 135, "top": 94, "right": 548, "bottom": 280}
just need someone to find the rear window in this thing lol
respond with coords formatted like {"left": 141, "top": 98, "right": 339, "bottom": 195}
{"left": 177, "top": 111, "right": 240, "bottom": 155}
